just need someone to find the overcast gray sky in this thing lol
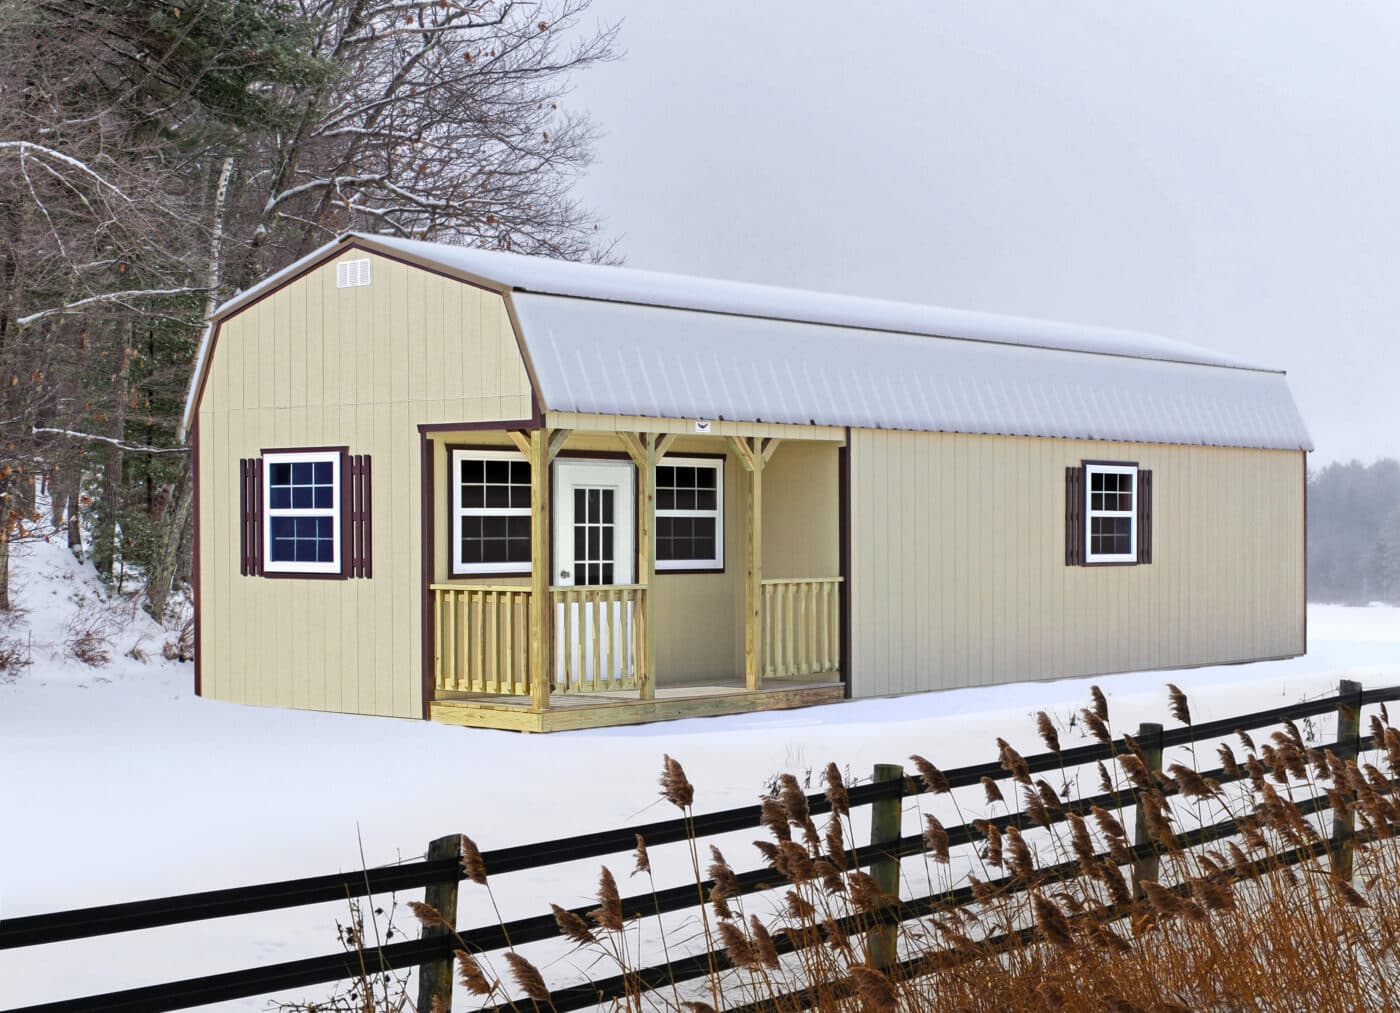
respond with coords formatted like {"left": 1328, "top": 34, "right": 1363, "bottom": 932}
{"left": 567, "top": 2, "right": 1399, "bottom": 466}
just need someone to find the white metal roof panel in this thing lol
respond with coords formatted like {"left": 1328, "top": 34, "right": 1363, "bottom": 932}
{"left": 512, "top": 293, "right": 1313, "bottom": 451}
{"left": 360, "top": 233, "right": 1265, "bottom": 371}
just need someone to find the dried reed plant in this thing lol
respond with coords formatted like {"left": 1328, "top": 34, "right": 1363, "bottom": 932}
{"left": 297, "top": 682, "right": 1400, "bottom": 1012}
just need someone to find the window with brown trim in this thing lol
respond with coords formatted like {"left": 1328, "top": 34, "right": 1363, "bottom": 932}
{"left": 239, "top": 450, "right": 372, "bottom": 579}
{"left": 452, "top": 448, "right": 531, "bottom": 575}
{"left": 1066, "top": 462, "right": 1153, "bottom": 566}
{"left": 655, "top": 457, "right": 723, "bottom": 570}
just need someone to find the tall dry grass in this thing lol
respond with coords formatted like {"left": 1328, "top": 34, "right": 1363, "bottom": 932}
{"left": 397, "top": 684, "right": 1400, "bottom": 1013}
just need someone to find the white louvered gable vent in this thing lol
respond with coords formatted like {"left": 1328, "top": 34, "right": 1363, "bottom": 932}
{"left": 336, "top": 258, "right": 372, "bottom": 289}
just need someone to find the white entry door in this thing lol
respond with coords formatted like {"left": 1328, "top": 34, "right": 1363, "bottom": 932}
{"left": 552, "top": 459, "right": 636, "bottom": 689}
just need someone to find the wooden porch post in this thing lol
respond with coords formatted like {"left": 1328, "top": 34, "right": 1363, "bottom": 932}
{"left": 528, "top": 428, "right": 552, "bottom": 713}
{"left": 620, "top": 431, "right": 676, "bottom": 700}
{"left": 730, "top": 436, "right": 780, "bottom": 691}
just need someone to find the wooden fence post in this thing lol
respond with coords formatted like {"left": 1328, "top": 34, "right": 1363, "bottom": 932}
{"left": 1333, "top": 678, "right": 1364, "bottom": 881}
{"left": 1131, "top": 722, "right": 1164, "bottom": 901}
{"left": 868, "top": 763, "right": 904, "bottom": 970}
{"left": 417, "top": 834, "right": 461, "bottom": 1013}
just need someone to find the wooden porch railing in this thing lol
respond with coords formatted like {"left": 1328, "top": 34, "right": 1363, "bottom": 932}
{"left": 761, "top": 576, "right": 842, "bottom": 679}
{"left": 551, "top": 584, "right": 647, "bottom": 694}
{"left": 431, "top": 584, "right": 532, "bottom": 695}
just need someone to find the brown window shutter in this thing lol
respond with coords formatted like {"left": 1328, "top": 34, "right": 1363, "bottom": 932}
{"left": 253, "top": 457, "right": 263, "bottom": 575}
{"left": 348, "top": 454, "right": 373, "bottom": 578}
{"left": 1137, "top": 468, "right": 1153, "bottom": 564}
{"left": 1065, "top": 465, "right": 1084, "bottom": 566}
{"left": 240, "top": 458, "right": 263, "bottom": 576}
{"left": 346, "top": 455, "right": 359, "bottom": 577}
{"left": 361, "top": 455, "right": 372, "bottom": 578}
{"left": 239, "top": 459, "right": 249, "bottom": 575}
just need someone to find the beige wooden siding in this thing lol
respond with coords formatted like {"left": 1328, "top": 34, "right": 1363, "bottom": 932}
{"left": 848, "top": 430, "right": 1305, "bottom": 698}
{"left": 197, "top": 251, "right": 532, "bottom": 718}
{"left": 762, "top": 442, "right": 839, "bottom": 580}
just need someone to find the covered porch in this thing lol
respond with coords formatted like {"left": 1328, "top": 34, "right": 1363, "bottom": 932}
{"left": 422, "top": 414, "right": 847, "bottom": 731}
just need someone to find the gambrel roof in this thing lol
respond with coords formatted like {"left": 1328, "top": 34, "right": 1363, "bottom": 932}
{"left": 184, "top": 233, "right": 1312, "bottom": 451}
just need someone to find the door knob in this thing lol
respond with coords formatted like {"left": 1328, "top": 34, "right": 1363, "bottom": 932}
{"left": 560, "top": 569, "right": 571, "bottom": 578}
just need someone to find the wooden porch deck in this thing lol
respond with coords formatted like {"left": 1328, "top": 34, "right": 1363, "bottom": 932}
{"left": 430, "top": 677, "right": 845, "bottom": 732}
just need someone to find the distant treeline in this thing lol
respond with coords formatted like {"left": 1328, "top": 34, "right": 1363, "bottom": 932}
{"left": 1308, "top": 458, "right": 1400, "bottom": 603}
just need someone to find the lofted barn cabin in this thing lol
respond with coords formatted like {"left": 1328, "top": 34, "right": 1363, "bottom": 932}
{"left": 183, "top": 234, "right": 1312, "bottom": 731}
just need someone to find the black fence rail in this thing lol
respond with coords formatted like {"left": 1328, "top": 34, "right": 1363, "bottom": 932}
{"left": 4, "top": 678, "right": 1398, "bottom": 1013}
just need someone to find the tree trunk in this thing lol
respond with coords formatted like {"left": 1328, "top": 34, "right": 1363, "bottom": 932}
{"left": 48, "top": 443, "right": 82, "bottom": 555}
{"left": 145, "top": 456, "right": 193, "bottom": 621}
{"left": 0, "top": 524, "right": 10, "bottom": 611}
{"left": 0, "top": 470, "right": 12, "bottom": 611}
{"left": 93, "top": 327, "right": 130, "bottom": 576}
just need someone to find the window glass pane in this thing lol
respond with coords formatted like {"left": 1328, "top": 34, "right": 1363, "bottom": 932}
{"left": 263, "top": 455, "right": 342, "bottom": 569}
{"left": 454, "top": 455, "right": 530, "bottom": 571}
{"left": 655, "top": 462, "right": 720, "bottom": 564}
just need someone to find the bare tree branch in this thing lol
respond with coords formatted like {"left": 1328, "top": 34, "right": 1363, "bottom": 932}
{"left": 17, "top": 288, "right": 203, "bottom": 328}
{"left": 32, "top": 428, "right": 188, "bottom": 455}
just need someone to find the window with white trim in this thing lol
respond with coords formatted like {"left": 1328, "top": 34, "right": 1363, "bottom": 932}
{"left": 263, "top": 450, "right": 342, "bottom": 574}
{"left": 655, "top": 457, "right": 723, "bottom": 570}
{"left": 452, "top": 449, "right": 531, "bottom": 574}
{"left": 1085, "top": 463, "right": 1137, "bottom": 563}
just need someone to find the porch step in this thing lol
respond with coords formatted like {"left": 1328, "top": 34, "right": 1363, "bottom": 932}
{"left": 430, "top": 681, "right": 845, "bottom": 733}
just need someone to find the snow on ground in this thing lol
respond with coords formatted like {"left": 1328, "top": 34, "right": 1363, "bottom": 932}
{"left": 3, "top": 530, "right": 1400, "bottom": 1009}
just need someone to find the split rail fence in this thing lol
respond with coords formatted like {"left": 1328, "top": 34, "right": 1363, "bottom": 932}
{"left": 2, "top": 678, "right": 1397, "bottom": 1013}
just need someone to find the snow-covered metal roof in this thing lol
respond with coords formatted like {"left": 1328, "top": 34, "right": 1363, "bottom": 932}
{"left": 182, "top": 234, "right": 1312, "bottom": 451}
{"left": 513, "top": 294, "right": 1311, "bottom": 450}
{"left": 361, "top": 234, "right": 1264, "bottom": 371}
